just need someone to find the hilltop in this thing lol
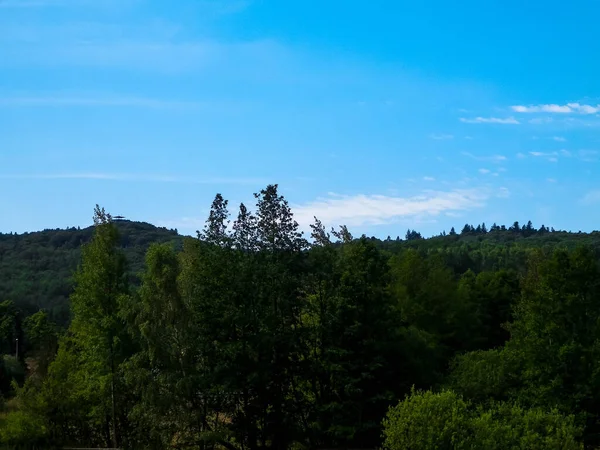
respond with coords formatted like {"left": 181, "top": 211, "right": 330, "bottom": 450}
{"left": 0, "top": 220, "right": 182, "bottom": 325}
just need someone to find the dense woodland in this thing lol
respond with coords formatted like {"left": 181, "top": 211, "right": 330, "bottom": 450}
{"left": 2, "top": 184, "right": 600, "bottom": 448}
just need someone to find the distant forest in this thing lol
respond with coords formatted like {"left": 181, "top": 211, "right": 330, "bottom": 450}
{"left": 2, "top": 184, "right": 600, "bottom": 448}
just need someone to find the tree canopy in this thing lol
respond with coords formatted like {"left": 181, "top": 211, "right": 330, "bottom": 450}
{"left": 3, "top": 185, "right": 600, "bottom": 449}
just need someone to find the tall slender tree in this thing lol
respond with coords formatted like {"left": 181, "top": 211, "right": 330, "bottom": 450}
{"left": 69, "top": 205, "right": 130, "bottom": 448}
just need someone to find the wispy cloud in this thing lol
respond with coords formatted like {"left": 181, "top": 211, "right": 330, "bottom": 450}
{"left": 497, "top": 187, "right": 510, "bottom": 198}
{"left": 580, "top": 190, "right": 600, "bottom": 205}
{"left": 512, "top": 103, "right": 600, "bottom": 114}
{"left": 0, "top": 0, "right": 83, "bottom": 7}
{"left": 578, "top": 150, "right": 599, "bottom": 162}
{"left": 529, "top": 151, "right": 558, "bottom": 157}
{"left": 460, "top": 117, "right": 520, "bottom": 124}
{"left": 292, "top": 189, "right": 491, "bottom": 228}
{"left": 528, "top": 151, "right": 560, "bottom": 162}
{"left": 423, "top": 176, "right": 436, "bottom": 181}
{"left": 1, "top": 18, "right": 283, "bottom": 73}
{"left": 461, "top": 152, "right": 507, "bottom": 163}
{"left": 552, "top": 136, "right": 567, "bottom": 142}
{"left": 430, "top": 133, "right": 454, "bottom": 140}
{"left": 0, "top": 0, "right": 138, "bottom": 8}
{"left": 547, "top": 178, "right": 557, "bottom": 183}
{"left": 0, "top": 173, "right": 266, "bottom": 184}
{"left": 0, "top": 0, "right": 249, "bottom": 14}
{"left": 529, "top": 117, "right": 554, "bottom": 124}
{"left": 0, "top": 96, "right": 208, "bottom": 109}
{"left": 478, "top": 168, "right": 490, "bottom": 174}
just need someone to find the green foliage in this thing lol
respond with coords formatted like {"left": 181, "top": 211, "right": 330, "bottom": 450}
{"left": 382, "top": 389, "right": 582, "bottom": 450}
{"left": 0, "top": 300, "right": 20, "bottom": 357}
{"left": 23, "top": 311, "right": 58, "bottom": 378}
{"left": 7, "top": 189, "right": 600, "bottom": 449}
{"left": 383, "top": 389, "right": 471, "bottom": 449}
{"left": 446, "top": 348, "right": 522, "bottom": 404}
{"left": 469, "top": 402, "right": 582, "bottom": 449}
{"left": 0, "top": 408, "right": 48, "bottom": 448}
{"left": 0, "top": 356, "right": 25, "bottom": 395}
{"left": 0, "top": 220, "right": 180, "bottom": 326}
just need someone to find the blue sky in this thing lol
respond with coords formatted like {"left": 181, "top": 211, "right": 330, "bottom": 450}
{"left": 1, "top": 0, "right": 600, "bottom": 237}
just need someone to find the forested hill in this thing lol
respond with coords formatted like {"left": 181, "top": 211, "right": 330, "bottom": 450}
{"left": 4, "top": 188, "right": 600, "bottom": 449}
{"left": 0, "top": 220, "right": 182, "bottom": 325}
{"left": 2, "top": 216, "right": 600, "bottom": 327}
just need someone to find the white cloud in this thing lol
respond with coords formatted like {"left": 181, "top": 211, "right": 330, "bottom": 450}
{"left": 292, "top": 189, "right": 489, "bottom": 228}
{"left": 552, "top": 136, "right": 566, "bottom": 142}
{"left": 580, "top": 190, "right": 600, "bottom": 205}
{"left": 512, "top": 103, "right": 600, "bottom": 114}
{"left": 516, "top": 152, "right": 526, "bottom": 159}
{"left": 560, "top": 149, "right": 572, "bottom": 157}
{"left": 423, "top": 176, "right": 436, "bottom": 181}
{"left": 478, "top": 168, "right": 490, "bottom": 174}
{"left": 529, "top": 151, "right": 558, "bottom": 157}
{"left": 461, "top": 152, "right": 507, "bottom": 163}
{"left": 0, "top": 173, "right": 266, "bottom": 184}
{"left": 0, "top": 0, "right": 86, "bottom": 7}
{"left": 1, "top": 19, "right": 285, "bottom": 74}
{"left": 497, "top": 187, "right": 510, "bottom": 198}
{"left": 529, "top": 117, "right": 554, "bottom": 124}
{"left": 547, "top": 178, "right": 557, "bottom": 183}
{"left": 0, "top": 96, "right": 207, "bottom": 109}
{"left": 460, "top": 117, "right": 520, "bottom": 124}
{"left": 578, "top": 150, "right": 599, "bottom": 162}
{"left": 528, "top": 151, "right": 560, "bottom": 162}
{"left": 0, "top": 0, "right": 249, "bottom": 14}
{"left": 464, "top": 136, "right": 474, "bottom": 140}
{"left": 430, "top": 133, "right": 454, "bottom": 140}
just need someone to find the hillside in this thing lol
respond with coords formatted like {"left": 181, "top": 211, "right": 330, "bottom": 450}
{"left": 3, "top": 186, "right": 600, "bottom": 449}
{"left": 0, "top": 220, "right": 182, "bottom": 325}
{"left": 2, "top": 218, "right": 600, "bottom": 327}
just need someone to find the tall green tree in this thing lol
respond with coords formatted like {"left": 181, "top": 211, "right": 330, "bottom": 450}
{"left": 68, "top": 205, "right": 131, "bottom": 448}
{"left": 505, "top": 247, "right": 600, "bottom": 445}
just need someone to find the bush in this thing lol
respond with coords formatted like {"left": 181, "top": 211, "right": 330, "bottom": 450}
{"left": 0, "top": 409, "right": 48, "bottom": 448}
{"left": 383, "top": 389, "right": 470, "bottom": 449}
{"left": 383, "top": 389, "right": 583, "bottom": 450}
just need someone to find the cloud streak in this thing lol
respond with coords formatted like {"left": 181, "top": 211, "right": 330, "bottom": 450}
{"left": 0, "top": 96, "right": 207, "bottom": 109}
{"left": 1, "top": 17, "right": 284, "bottom": 74}
{"left": 0, "top": 0, "right": 249, "bottom": 13}
{"left": 528, "top": 151, "right": 560, "bottom": 162}
{"left": 580, "top": 190, "right": 600, "bottom": 205}
{"left": 292, "top": 189, "right": 491, "bottom": 228}
{"left": 512, "top": 103, "right": 600, "bottom": 114}
{"left": 461, "top": 152, "right": 507, "bottom": 163}
{"left": 0, "top": 0, "right": 133, "bottom": 7}
{"left": 0, "top": 173, "right": 266, "bottom": 184}
{"left": 460, "top": 117, "right": 519, "bottom": 124}
{"left": 430, "top": 133, "right": 454, "bottom": 140}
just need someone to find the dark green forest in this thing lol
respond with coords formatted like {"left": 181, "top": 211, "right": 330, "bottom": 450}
{"left": 3, "top": 184, "right": 600, "bottom": 449}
